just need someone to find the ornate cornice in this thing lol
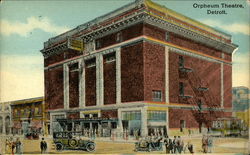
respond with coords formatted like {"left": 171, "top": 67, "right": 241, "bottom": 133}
{"left": 41, "top": 0, "right": 238, "bottom": 58}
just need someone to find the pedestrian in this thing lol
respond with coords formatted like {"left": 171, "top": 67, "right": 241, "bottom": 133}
{"left": 207, "top": 135, "right": 213, "bottom": 153}
{"left": 40, "top": 138, "right": 47, "bottom": 154}
{"left": 11, "top": 137, "right": 16, "bottom": 155}
{"left": 184, "top": 141, "right": 194, "bottom": 154}
{"left": 173, "top": 136, "right": 177, "bottom": 153}
{"left": 5, "top": 138, "right": 12, "bottom": 154}
{"left": 202, "top": 135, "right": 208, "bottom": 153}
{"left": 164, "top": 136, "right": 170, "bottom": 153}
{"left": 178, "top": 136, "right": 184, "bottom": 153}
{"left": 15, "top": 138, "right": 22, "bottom": 154}
{"left": 168, "top": 139, "right": 174, "bottom": 153}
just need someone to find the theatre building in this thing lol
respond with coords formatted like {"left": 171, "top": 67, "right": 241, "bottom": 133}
{"left": 41, "top": 0, "right": 237, "bottom": 137}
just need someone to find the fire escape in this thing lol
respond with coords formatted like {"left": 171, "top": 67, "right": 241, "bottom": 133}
{"left": 178, "top": 56, "right": 224, "bottom": 129}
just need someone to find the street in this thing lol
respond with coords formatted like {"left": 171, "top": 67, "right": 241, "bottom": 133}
{"left": 1, "top": 136, "right": 248, "bottom": 154}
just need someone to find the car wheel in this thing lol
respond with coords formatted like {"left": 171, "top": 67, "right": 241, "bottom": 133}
{"left": 69, "top": 139, "right": 77, "bottom": 147}
{"left": 56, "top": 143, "right": 64, "bottom": 151}
{"left": 86, "top": 143, "right": 95, "bottom": 152}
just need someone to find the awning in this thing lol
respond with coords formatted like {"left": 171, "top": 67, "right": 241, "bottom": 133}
{"left": 30, "top": 120, "right": 42, "bottom": 129}
{"left": 13, "top": 121, "right": 22, "bottom": 129}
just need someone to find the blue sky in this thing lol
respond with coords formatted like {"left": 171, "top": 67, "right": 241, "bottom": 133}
{"left": 0, "top": 0, "right": 249, "bottom": 102}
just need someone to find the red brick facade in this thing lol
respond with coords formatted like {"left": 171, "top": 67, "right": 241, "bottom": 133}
{"left": 143, "top": 42, "right": 165, "bottom": 102}
{"left": 69, "top": 63, "right": 79, "bottom": 108}
{"left": 101, "top": 110, "right": 118, "bottom": 118}
{"left": 169, "top": 108, "right": 199, "bottom": 128}
{"left": 121, "top": 42, "right": 144, "bottom": 102}
{"left": 45, "top": 66, "right": 64, "bottom": 110}
{"left": 168, "top": 51, "right": 221, "bottom": 107}
{"left": 224, "top": 64, "right": 232, "bottom": 108}
{"left": 103, "top": 54, "right": 116, "bottom": 105}
{"left": 85, "top": 59, "right": 96, "bottom": 106}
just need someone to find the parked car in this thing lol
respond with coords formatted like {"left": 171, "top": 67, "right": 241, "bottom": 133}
{"left": 53, "top": 131, "right": 96, "bottom": 152}
{"left": 134, "top": 137, "right": 163, "bottom": 152}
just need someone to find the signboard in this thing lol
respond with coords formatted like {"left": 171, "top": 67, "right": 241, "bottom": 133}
{"left": 67, "top": 38, "right": 84, "bottom": 52}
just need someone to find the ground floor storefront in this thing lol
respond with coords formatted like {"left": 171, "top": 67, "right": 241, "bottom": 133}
{"left": 12, "top": 120, "right": 43, "bottom": 139}
{"left": 48, "top": 103, "right": 223, "bottom": 138}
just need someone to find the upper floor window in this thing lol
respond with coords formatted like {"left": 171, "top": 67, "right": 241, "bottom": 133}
{"left": 69, "top": 62, "right": 79, "bottom": 72}
{"left": 152, "top": 90, "right": 162, "bottom": 102}
{"left": 165, "top": 32, "right": 170, "bottom": 41}
{"left": 85, "top": 58, "right": 96, "bottom": 68}
{"left": 104, "top": 53, "right": 116, "bottom": 63}
{"left": 95, "top": 40, "right": 101, "bottom": 49}
{"left": 179, "top": 82, "right": 184, "bottom": 96}
{"left": 116, "top": 32, "right": 122, "bottom": 42}
{"left": 179, "top": 56, "right": 184, "bottom": 68}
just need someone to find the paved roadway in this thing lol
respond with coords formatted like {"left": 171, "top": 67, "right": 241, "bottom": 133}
{"left": 0, "top": 135, "right": 249, "bottom": 154}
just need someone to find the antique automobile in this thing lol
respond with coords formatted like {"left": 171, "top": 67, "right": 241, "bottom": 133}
{"left": 134, "top": 137, "right": 163, "bottom": 152}
{"left": 53, "top": 131, "right": 96, "bottom": 152}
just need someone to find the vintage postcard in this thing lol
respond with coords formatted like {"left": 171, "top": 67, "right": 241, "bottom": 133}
{"left": 0, "top": 0, "right": 249, "bottom": 154}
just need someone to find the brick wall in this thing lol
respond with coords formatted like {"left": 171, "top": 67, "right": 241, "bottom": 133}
{"left": 96, "top": 23, "right": 143, "bottom": 50}
{"left": 85, "top": 63, "right": 96, "bottom": 106}
{"left": 170, "top": 33, "right": 222, "bottom": 58}
{"left": 169, "top": 52, "right": 221, "bottom": 107}
{"left": 224, "top": 64, "right": 232, "bottom": 108}
{"left": 143, "top": 41, "right": 165, "bottom": 102}
{"left": 45, "top": 66, "right": 64, "bottom": 110}
{"left": 169, "top": 108, "right": 199, "bottom": 128}
{"left": 101, "top": 110, "right": 118, "bottom": 118}
{"left": 44, "top": 52, "right": 64, "bottom": 67}
{"left": 69, "top": 64, "right": 79, "bottom": 108}
{"left": 103, "top": 55, "right": 116, "bottom": 105}
{"left": 121, "top": 42, "right": 144, "bottom": 102}
{"left": 143, "top": 23, "right": 224, "bottom": 59}
{"left": 44, "top": 50, "right": 82, "bottom": 67}
{"left": 143, "top": 23, "right": 165, "bottom": 41}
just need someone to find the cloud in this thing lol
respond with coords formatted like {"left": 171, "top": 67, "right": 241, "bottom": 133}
{"left": 201, "top": 19, "right": 250, "bottom": 35}
{"left": 0, "top": 54, "right": 44, "bottom": 102}
{"left": 0, "top": 16, "right": 70, "bottom": 37}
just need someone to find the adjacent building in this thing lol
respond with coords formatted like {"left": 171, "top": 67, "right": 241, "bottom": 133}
{"left": 0, "top": 102, "right": 11, "bottom": 135}
{"left": 41, "top": 0, "right": 237, "bottom": 137}
{"left": 11, "top": 97, "right": 45, "bottom": 137}
{"left": 232, "top": 86, "right": 250, "bottom": 129}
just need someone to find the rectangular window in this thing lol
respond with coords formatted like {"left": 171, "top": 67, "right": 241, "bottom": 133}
{"left": 179, "top": 56, "right": 184, "bottom": 67}
{"left": 180, "top": 120, "right": 185, "bottom": 132}
{"left": 95, "top": 40, "right": 101, "bottom": 49}
{"left": 165, "top": 32, "right": 170, "bottom": 41}
{"left": 147, "top": 111, "right": 166, "bottom": 121}
{"left": 84, "top": 114, "right": 90, "bottom": 118}
{"left": 85, "top": 58, "right": 96, "bottom": 68}
{"left": 179, "top": 82, "right": 184, "bottom": 96}
{"left": 111, "top": 122, "right": 117, "bottom": 129}
{"left": 122, "top": 111, "right": 141, "bottom": 120}
{"left": 152, "top": 90, "right": 162, "bottom": 102}
{"left": 116, "top": 32, "right": 122, "bottom": 42}
{"left": 92, "top": 114, "right": 98, "bottom": 118}
{"left": 104, "top": 53, "right": 116, "bottom": 63}
{"left": 69, "top": 62, "right": 79, "bottom": 72}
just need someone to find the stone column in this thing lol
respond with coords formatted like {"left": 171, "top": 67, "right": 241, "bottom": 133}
{"left": 165, "top": 46, "right": 169, "bottom": 133}
{"left": 116, "top": 48, "right": 121, "bottom": 105}
{"left": 79, "top": 59, "right": 85, "bottom": 108}
{"left": 63, "top": 64, "right": 69, "bottom": 109}
{"left": 141, "top": 107, "right": 148, "bottom": 137}
{"left": 220, "top": 62, "right": 224, "bottom": 108}
{"left": 96, "top": 54, "right": 104, "bottom": 106}
{"left": 117, "top": 108, "right": 122, "bottom": 137}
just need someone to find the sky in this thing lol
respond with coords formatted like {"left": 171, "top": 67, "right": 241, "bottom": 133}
{"left": 0, "top": 0, "right": 249, "bottom": 102}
